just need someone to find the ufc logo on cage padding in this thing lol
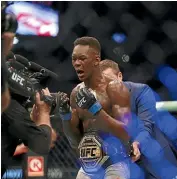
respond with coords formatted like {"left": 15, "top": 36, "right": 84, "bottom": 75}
{"left": 28, "top": 156, "right": 44, "bottom": 177}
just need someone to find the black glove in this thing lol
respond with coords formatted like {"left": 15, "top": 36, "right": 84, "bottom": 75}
{"left": 75, "top": 87, "right": 102, "bottom": 115}
{"left": 57, "top": 92, "right": 71, "bottom": 120}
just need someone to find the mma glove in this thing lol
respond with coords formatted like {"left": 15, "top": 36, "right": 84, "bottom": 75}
{"left": 57, "top": 92, "right": 71, "bottom": 120}
{"left": 75, "top": 87, "right": 102, "bottom": 115}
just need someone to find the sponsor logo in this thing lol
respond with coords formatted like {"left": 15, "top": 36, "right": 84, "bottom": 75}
{"left": 78, "top": 97, "right": 86, "bottom": 107}
{"left": 11, "top": 72, "right": 25, "bottom": 86}
{"left": 78, "top": 135, "right": 109, "bottom": 173}
{"left": 28, "top": 156, "right": 44, "bottom": 177}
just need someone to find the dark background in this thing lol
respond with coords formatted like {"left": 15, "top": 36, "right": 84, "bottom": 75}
{"left": 12, "top": 1, "right": 177, "bottom": 100}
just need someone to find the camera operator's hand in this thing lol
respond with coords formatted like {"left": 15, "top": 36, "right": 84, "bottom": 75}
{"left": 35, "top": 88, "right": 51, "bottom": 114}
{"left": 31, "top": 88, "right": 51, "bottom": 127}
{"left": 30, "top": 105, "right": 39, "bottom": 121}
{"left": 30, "top": 88, "right": 57, "bottom": 149}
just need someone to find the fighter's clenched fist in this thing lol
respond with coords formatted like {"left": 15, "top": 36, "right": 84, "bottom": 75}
{"left": 57, "top": 92, "right": 71, "bottom": 120}
{"left": 75, "top": 87, "right": 102, "bottom": 115}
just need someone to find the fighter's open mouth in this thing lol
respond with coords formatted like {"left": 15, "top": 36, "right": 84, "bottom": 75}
{"left": 76, "top": 70, "right": 84, "bottom": 75}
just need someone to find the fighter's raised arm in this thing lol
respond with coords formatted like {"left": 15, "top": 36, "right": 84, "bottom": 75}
{"left": 70, "top": 87, "right": 84, "bottom": 138}
{"left": 75, "top": 81, "right": 131, "bottom": 142}
{"left": 59, "top": 89, "right": 82, "bottom": 150}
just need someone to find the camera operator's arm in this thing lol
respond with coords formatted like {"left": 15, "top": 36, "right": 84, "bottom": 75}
{"left": 30, "top": 98, "right": 57, "bottom": 148}
{"left": 25, "top": 88, "right": 54, "bottom": 153}
{"left": 14, "top": 128, "right": 57, "bottom": 156}
{"left": 33, "top": 89, "right": 51, "bottom": 126}
{"left": 1, "top": 59, "right": 11, "bottom": 112}
{"left": 4, "top": 89, "right": 52, "bottom": 154}
{"left": 1, "top": 86, "right": 10, "bottom": 112}
{"left": 13, "top": 143, "right": 28, "bottom": 156}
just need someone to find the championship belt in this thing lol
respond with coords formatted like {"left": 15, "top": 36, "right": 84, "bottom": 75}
{"left": 78, "top": 133, "right": 110, "bottom": 173}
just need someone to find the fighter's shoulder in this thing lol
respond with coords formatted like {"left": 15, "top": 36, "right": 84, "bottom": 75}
{"left": 70, "top": 82, "right": 84, "bottom": 98}
{"left": 70, "top": 82, "right": 85, "bottom": 107}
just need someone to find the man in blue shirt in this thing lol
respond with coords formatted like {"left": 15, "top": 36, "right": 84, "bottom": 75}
{"left": 99, "top": 59, "right": 177, "bottom": 179}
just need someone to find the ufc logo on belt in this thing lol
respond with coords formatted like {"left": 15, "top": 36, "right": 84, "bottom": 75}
{"left": 78, "top": 97, "right": 86, "bottom": 107}
{"left": 80, "top": 147, "right": 101, "bottom": 158}
{"left": 11, "top": 72, "right": 25, "bottom": 86}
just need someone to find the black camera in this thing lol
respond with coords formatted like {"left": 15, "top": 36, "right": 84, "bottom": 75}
{"left": 6, "top": 53, "right": 60, "bottom": 115}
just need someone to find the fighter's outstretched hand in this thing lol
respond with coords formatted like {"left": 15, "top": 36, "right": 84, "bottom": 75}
{"left": 57, "top": 92, "right": 71, "bottom": 120}
{"left": 58, "top": 92, "right": 80, "bottom": 131}
{"left": 75, "top": 87, "right": 102, "bottom": 116}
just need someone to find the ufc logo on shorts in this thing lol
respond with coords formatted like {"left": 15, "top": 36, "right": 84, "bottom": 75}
{"left": 11, "top": 72, "right": 25, "bottom": 86}
{"left": 78, "top": 97, "right": 86, "bottom": 107}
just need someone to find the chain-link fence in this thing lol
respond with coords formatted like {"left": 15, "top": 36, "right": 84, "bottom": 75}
{"left": 2, "top": 1, "right": 177, "bottom": 179}
{"left": 48, "top": 118, "right": 79, "bottom": 179}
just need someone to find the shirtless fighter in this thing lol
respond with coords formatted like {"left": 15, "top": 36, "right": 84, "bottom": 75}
{"left": 59, "top": 37, "right": 142, "bottom": 179}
